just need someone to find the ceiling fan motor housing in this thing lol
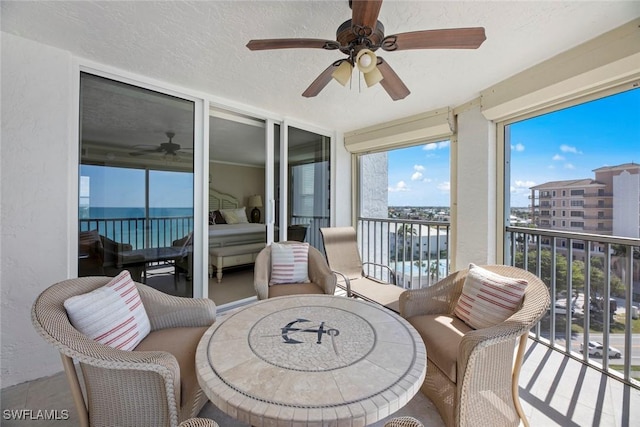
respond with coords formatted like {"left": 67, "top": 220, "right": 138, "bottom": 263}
{"left": 337, "top": 19, "right": 385, "bottom": 55}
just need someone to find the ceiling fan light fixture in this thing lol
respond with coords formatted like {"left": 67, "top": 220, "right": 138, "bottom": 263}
{"left": 356, "top": 49, "right": 377, "bottom": 73}
{"left": 363, "top": 66, "right": 384, "bottom": 87}
{"left": 331, "top": 60, "right": 353, "bottom": 86}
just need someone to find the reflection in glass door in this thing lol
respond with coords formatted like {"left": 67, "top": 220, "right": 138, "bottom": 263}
{"left": 286, "top": 126, "right": 331, "bottom": 253}
{"left": 78, "top": 73, "right": 195, "bottom": 297}
{"left": 208, "top": 108, "right": 266, "bottom": 305}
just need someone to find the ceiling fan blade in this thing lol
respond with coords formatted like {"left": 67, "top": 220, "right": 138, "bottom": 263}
{"left": 382, "top": 27, "right": 486, "bottom": 51}
{"left": 302, "top": 61, "right": 343, "bottom": 98}
{"left": 351, "top": 0, "right": 383, "bottom": 30}
{"left": 129, "top": 146, "right": 163, "bottom": 156}
{"left": 247, "top": 38, "right": 340, "bottom": 51}
{"left": 376, "top": 57, "right": 410, "bottom": 101}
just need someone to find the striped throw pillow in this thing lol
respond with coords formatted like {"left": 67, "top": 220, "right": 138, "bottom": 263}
{"left": 270, "top": 242, "right": 310, "bottom": 284}
{"left": 453, "top": 264, "right": 528, "bottom": 329}
{"left": 64, "top": 271, "right": 151, "bottom": 350}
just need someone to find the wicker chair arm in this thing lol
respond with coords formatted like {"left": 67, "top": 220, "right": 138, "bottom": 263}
{"left": 308, "top": 247, "right": 337, "bottom": 295}
{"left": 253, "top": 246, "right": 270, "bottom": 300}
{"left": 138, "top": 284, "right": 216, "bottom": 330}
{"left": 362, "top": 261, "right": 396, "bottom": 285}
{"left": 331, "top": 269, "right": 352, "bottom": 297}
{"left": 399, "top": 269, "right": 467, "bottom": 318}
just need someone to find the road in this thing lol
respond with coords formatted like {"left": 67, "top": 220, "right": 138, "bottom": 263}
{"left": 551, "top": 333, "right": 640, "bottom": 367}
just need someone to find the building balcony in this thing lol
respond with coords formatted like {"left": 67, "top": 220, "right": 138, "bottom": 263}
{"left": 584, "top": 192, "right": 614, "bottom": 197}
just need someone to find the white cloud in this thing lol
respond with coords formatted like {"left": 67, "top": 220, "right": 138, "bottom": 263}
{"left": 560, "top": 144, "right": 582, "bottom": 154}
{"left": 437, "top": 181, "right": 450, "bottom": 192}
{"left": 514, "top": 180, "right": 536, "bottom": 188}
{"left": 552, "top": 154, "right": 565, "bottom": 161}
{"left": 411, "top": 164, "right": 425, "bottom": 180}
{"left": 388, "top": 181, "right": 409, "bottom": 192}
{"left": 511, "top": 143, "right": 525, "bottom": 152}
{"left": 564, "top": 163, "right": 575, "bottom": 169}
{"left": 423, "top": 141, "right": 450, "bottom": 151}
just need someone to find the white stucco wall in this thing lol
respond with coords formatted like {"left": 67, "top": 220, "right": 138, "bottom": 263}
{"left": 613, "top": 170, "right": 640, "bottom": 238}
{"left": 1, "top": 33, "right": 75, "bottom": 387}
{"left": 454, "top": 105, "right": 497, "bottom": 268}
{"left": 0, "top": 33, "right": 354, "bottom": 388}
{"left": 359, "top": 152, "right": 388, "bottom": 219}
{"left": 332, "top": 132, "right": 352, "bottom": 227}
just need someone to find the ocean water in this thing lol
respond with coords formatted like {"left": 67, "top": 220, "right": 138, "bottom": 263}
{"left": 79, "top": 207, "right": 193, "bottom": 249}
{"left": 81, "top": 207, "right": 193, "bottom": 219}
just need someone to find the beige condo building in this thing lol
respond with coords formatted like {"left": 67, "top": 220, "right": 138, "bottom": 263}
{"left": 530, "top": 163, "right": 640, "bottom": 240}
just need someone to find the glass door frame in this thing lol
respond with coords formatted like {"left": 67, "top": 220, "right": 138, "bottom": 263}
{"left": 280, "top": 119, "right": 335, "bottom": 243}
{"left": 76, "top": 64, "right": 207, "bottom": 297}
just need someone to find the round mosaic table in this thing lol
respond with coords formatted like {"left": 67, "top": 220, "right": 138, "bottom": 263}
{"left": 195, "top": 294, "right": 427, "bottom": 427}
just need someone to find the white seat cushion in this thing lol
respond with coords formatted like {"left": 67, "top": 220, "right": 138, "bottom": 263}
{"left": 270, "top": 242, "right": 310, "bottom": 284}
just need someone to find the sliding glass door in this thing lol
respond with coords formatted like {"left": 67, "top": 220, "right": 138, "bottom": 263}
{"left": 78, "top": 72, "right": 196, "bottom": 297}
{"left": 280, "top": 123, "right": 332, "bottom": 253}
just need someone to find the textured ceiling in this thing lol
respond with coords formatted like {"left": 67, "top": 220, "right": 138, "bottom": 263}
{"left": 2, "top": 1, "right": 639, "bottom": 136}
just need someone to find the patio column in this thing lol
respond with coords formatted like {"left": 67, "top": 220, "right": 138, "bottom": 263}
{"left": 453, "top": 103, "right": 498, "bottom": 269}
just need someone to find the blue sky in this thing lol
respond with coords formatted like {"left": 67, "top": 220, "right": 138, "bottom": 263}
{"left": 81, "top": 165, "right": 194, "bottom": 208}
{"left": 388, "top": 87, "right": 640, "bottom": 207}
{"left": 387, "top": 141, "right": 451, "bottom": 207}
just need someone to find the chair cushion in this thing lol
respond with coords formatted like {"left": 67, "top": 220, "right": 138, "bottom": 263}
{"left": 407, "top": 314, "right": 472, "bottom": 382}
{"left": 268, "top": 282, "right": 324, "bottom": 298}
{"left": 270, "top": 242, "right": 310, "bottom": 284}
{"left": 63, "top": 271, "right": 151, "bottom": 350}
{"left": 453, "top": 263, "right": 528, "bottom": 329}
{"left": 134, "top": 326, "right": 209, "bottom": 406}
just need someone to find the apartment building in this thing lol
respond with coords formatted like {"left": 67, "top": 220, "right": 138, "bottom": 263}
{"left": 530, "top": 162, "right": 640, "bottom": 239}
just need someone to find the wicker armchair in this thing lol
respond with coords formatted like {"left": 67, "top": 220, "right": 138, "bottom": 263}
{"left": 32, "top": 277, "right": 217, "bottom": 427}
{"left": 172, "top": 233, "right": 193, "bottom": 285}
{"left": 178, "top": 419, "right": 219, "bottom": 427}
{"left": 384, "top": 416, "right": 424, "bottom": 427}
{"left": 399, "top": 265, "right": 550, "bottom": 427}
{"left": 254, "top": 242, "right": 336, "bottom": 300}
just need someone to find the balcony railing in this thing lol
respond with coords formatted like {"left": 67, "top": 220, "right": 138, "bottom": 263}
{"left": 79, "top": 216, "right": 193, "bottom": 250}
{"left": 289, "top": 215, "right": 330, "bottom": 253}
{"left": 353, "top": 219, "right": 639, "bottom": 389}
{"left": 357, "top": 217, "right": 450, "bottom": 289}
{"left": 506, "top": 226, "right": 640, "bottom": 389}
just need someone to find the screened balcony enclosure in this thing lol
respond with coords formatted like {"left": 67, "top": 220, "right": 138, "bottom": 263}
{"left": 3, "top": 3, "right": 640, "bottom": 426}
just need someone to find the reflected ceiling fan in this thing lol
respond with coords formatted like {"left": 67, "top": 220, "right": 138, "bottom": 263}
{"left": 129, "top": 132, "right": 192, "bottom": 157}
{"left": 246, "top": 0, "right": 486, "bottom": 100}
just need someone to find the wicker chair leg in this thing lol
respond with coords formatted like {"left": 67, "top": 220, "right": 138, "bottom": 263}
{"left": 512, "top": 333, "right": 529, "bottom": 427}
{"left": 60, "top": 354, "right": 89, "bottom": 427}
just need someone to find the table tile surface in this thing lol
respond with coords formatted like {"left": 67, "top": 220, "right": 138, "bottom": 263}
{"left": 196, "top": 295, "right": 426, "bottom": 427}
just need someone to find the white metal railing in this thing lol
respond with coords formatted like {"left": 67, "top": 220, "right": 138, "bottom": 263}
{"left": 357, "top": 217, "right": 450, "bottom": 289}
{"left": 506, "top": 225, "right": 639, "bottom": 389}
{"left": 79, "top": 216, "right": 193, "bottom": 250}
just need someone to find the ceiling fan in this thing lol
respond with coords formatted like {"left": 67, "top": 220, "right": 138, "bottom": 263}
{"left": 129, "top": 132, "right": 192, "bottom": 157}
{"left": 246, "top": 0, "right": 486, "bottom": 100}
